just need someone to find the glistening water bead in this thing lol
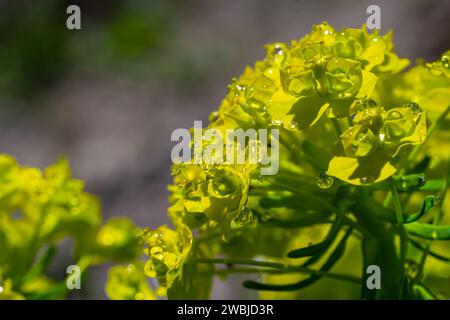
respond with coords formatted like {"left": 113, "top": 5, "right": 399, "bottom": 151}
{"left": 417, "top": 174, "right": 426, "bottom": 186}
{"left": 235, "top": 206, "right": 254, "bottom": 225}
{"left": 387, "top": 110, "right": 402, "bottom": 120}
{"left": 407, "top": 102, "right": 422, "bottom": 118}
{"left": 317, "top": 172, "right": 334, "bottom": 189}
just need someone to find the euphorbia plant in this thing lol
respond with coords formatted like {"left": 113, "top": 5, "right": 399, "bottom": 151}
{"left": 105, "top": 22, "right": 450, "bottom": 300}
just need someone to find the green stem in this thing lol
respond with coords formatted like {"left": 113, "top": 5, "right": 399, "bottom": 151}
{"left": 191, "top": 258, "right": 360, "bottom": 284}
{"left": 331, "top": 118, "right": 343, "bottom": 137}
{"left": 390, "top": 179, "right": 407, "bottom": 298}
{"left": 416, "top": 161, "right": 449, "bottom": 279}
{"left": 353, "top": 189, "right": 403, "bottom": 299}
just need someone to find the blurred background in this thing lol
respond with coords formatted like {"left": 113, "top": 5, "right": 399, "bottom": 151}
{"left": 0, "top": 0, "right": 448, "bottom": 299}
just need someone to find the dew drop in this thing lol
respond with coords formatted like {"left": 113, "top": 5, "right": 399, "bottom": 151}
{"left": 272, "top": 45, "right": 283, "bottom": 56}
{"left": 356, "top": 132, "right": 365, "bottom": 141}
{"left": 417, "top": 174, "right": 426, "bottom": 186}
{"left": 235, "top": 206, "right": 254, "bottom": 226}
{"left": 360, "top": 177, "right": 368, "bottom": 184}
{"left": 271, "top": 119, "right": 283, "bottom": 128}
{"left": 288, "top": 121, "right": 298, "bottom": 129}
{"left": 387, "top": 110, "right": 402, "bottom": 120}
{"left": 407, "top": 102, "right": 422, "bottom": 118}
{"left": 338, "top": 92, "right": 352, "bottom": 99}
{"left": 317, "top": 172, "right": 334, "bottom": 189}
{"left": 209, "top": 111, "right": 219, "bottom": 122}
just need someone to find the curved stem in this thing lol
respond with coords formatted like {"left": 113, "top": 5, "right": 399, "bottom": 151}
{"left": 191, "top": 258, "right": 360, "bottom": 284}
{"left": 416, "top": 160, "right": 449, "bottom": 279}
{"left": 331, "top": 118, "right": 343, "bottom": 137}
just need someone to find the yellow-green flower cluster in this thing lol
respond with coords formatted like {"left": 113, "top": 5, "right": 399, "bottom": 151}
{"left": 205, "top": 22, "right": 421, "bottom": 184}
{"left": 168, "top": 163, "right": 253, "bottom": 238}
{"left": 0, "top": 155, "right": 139, "bottom": 299}
{"left": 141, "top": 224, "right": 192, "bottom": 289}
{"left": 327, "top": 101, "right": 427, "bottom": 185}
{"left": 106, "top": 263, "right": 156, "bottom": 300}
{"left": 211, "top": 22, "right": 409, "bottom": 132}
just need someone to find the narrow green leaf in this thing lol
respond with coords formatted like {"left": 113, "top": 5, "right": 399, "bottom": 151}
{"left": 360, "top": 195, "right": 436, "bottom": 224}
{"left": 419, "top": 179, "right": 446, "bottom": 191}
{"left": 263, "top": 213, "right": 331, "bottom": 229}
{"left": 409, "top": 239, "right": 450, "bottom": 262}
{"left": 411, "top": 283, "right": 437, "bottom": 300}
{"left": 287, "top": 214, "right": 342, "bottom": 258}
{"left": 406, "top": 223, "right": 450, "bottom": 240}
{"left": 20, "top": 245, "right": 57, "bottom": 285}
{"left": 301, "top": 140, "right": 332, "bottom": 171}
{"left": 243, "top": 227, "right": 352, "bottom": 291}
{"left": 167, "top": 262, "right": 213, "bottom": 299}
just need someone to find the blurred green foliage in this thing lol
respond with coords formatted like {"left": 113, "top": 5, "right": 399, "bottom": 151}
{"left": 0, "top": 0, "right": 182, "bottom": 99}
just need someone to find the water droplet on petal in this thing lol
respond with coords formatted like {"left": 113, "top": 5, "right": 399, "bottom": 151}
{"left": 433, "top": 195, "right": 440, "bottom": 205}
{"left": 407, "top": 102, "right": 422, "bottom": 118}
{"left": 338, "top": 92, "right": 352, "bottom": 99}
{"left": 288, "top": 121, "right": 298, "bottom": 129}
{"left": 235, "top": 206, "right": 254, "bottom": 226}
{"left": 271, "top": 119, "right": 283, "bottom": 128}
{"left": 387, "top": 110, "right": 402, "bottom": 120}
{"left": 317, "top": 172, "right": 334, "bottom": 189}
{"left": 209, "top": 111, "right": 219, "bottom": 122}
{"left": 417, "top": 175, "right": 426, "bottom": 186}
{"left": 356, "top": 133, "right": 365, "bottom": 141}
{"left": 272, "top": 45, "right": 283, "bottom": 56}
